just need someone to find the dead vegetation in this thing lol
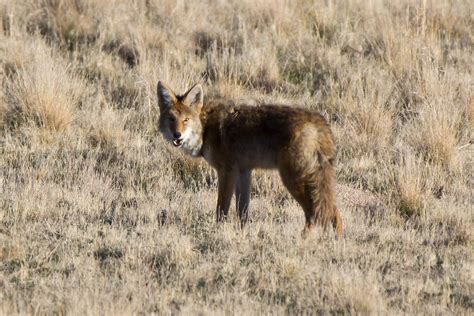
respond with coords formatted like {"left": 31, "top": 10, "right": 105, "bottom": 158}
{"left": 0, "top": 0, "right": 472, "bottom": 314}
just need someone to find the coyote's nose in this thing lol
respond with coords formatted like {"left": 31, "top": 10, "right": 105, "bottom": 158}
{"left": 173, "top": 132, "right": 181, "bottom": 139}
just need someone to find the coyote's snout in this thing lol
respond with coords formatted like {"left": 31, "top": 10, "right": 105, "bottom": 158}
{"left": 157, "top": 81, "right": 343, "bottom": 238}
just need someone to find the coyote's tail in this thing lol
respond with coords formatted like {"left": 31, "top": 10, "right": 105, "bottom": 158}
{"left": 311, "top": 160, "right": 343, "bottom": 238}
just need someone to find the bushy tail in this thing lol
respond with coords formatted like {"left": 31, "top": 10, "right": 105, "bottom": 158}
{"left": 311, "top": 162, "right": 343, "bottom": 238}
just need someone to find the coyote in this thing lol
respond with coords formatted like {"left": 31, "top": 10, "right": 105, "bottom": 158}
{"left": 157, "top": 81, "right": 343, "bottom": 238}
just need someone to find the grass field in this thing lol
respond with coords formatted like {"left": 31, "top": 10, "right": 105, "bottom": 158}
{"left": 0, "top": 0, "right": 473, "bottom": 314}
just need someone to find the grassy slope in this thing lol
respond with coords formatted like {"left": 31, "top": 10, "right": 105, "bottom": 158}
{"left": 0, "top": 0, "right": 472, "bottom": 314}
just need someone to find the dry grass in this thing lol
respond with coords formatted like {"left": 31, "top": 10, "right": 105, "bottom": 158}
{"left": 1, "top": 37, "right": 85, "bottom": 132}
{"left": 0, "top": 0, "right": 473, "bottom": 314}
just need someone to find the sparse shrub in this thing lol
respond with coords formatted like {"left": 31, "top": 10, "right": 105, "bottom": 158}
{"left": 169, "top": 152, "right": 215, "bottom": 191}
{"left": 94, "top": 246, "right": 124, "bottom": 261}
{"left": 86, "top": 106, "right": 128, "bottom": 149}
{"left": 25, "top": 0, "right": 98, "bottom": 49}
{"left": 279, "top": 45, "right": 333, "bottom": 94}
{"left": 335, "top": 74, "right": 395, "bottom": 154}
{"left": 102, "top": 37, "right": 140, "bottom": 68}
{"left": 194, "top": 30, "right": 243, "bottom": 57}
{"left": 2, "top": 37, "right": 84, "bottom": 131}
{"left": 405, "top": 102, "right": 461, "bottom": 170}
{"left": 148, "top": 229, "right": 196, "bottom": 277}
{"left": 396, "top": 153, "right": 433, "bottom": 218}
{"left": 203, "top": 35, "right": 282, "bottom": 93}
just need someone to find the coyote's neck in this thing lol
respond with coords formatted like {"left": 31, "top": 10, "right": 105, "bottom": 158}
{"left": 198, "top": 99, "right": 232, "bottom": 158}
{"left": 200, "top": 99, "right": 234, "bottom": 124}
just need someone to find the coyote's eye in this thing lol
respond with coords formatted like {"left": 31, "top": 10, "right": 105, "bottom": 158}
{"left": 183, "top": 118, "right": 189, "bottom": 123}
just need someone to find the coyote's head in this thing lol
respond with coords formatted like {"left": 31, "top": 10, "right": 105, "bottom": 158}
{"left": 157, "top": 81, "right": 204, "bottom": 156}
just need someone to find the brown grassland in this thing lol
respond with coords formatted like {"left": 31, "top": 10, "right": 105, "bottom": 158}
{"left": 0, "top": 0, "right": 473, "bottom": 314}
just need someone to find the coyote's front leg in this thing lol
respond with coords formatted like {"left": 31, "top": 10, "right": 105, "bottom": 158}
{"left": 235, "top": 170, "right": 251, "bottom": 227}
{"left": 216, "top": 169, "right": 237, "bottom": 222}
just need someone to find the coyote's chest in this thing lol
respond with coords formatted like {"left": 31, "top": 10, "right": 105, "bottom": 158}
{"left": 202, "top": 147, "right": 214, "bottom": 166}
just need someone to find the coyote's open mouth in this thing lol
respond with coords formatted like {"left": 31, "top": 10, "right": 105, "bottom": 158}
{"left": 172, "top": 138, "right": 183, "bottom": 147}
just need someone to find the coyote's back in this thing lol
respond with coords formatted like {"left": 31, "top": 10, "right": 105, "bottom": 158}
{"left": 157, "top": 81, "right": 342, "bottom": 238}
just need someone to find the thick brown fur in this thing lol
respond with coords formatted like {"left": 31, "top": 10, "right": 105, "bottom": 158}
{"left": 158, "top": 82, "right": 343, "bottom": 238}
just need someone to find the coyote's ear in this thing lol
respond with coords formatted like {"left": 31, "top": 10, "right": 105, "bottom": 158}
{"left": 157, "top": 81, "right": 176, "bottom": 112}
{"left": 183, "top": 83, "right": 203, "bottom": 112}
